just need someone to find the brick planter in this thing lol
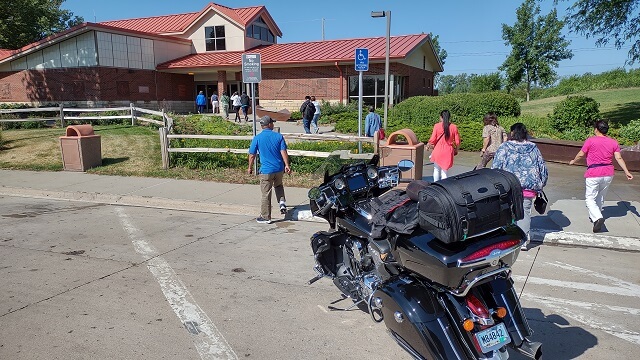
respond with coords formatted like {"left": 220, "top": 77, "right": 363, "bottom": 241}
{"left": 531, "top": 138, "right": 640, "bottom": 172}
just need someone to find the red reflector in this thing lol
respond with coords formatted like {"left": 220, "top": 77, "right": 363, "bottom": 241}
{"left": 466, "top": 294, "right": 490, "bottom": 318}
{"left": 462, "top": 239, "right": 521, "bottom": 262}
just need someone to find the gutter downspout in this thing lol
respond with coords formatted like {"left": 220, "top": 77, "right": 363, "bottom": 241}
{"left": 335, "top": 61, "right": 343, "bottom": 104}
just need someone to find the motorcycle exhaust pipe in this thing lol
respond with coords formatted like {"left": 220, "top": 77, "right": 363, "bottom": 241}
{"left": 516, "top": 339, "right": 542, "bottom": 360}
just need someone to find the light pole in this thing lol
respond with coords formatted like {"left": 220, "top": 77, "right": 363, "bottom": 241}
{"left": 371, "top": 10, "right": 390, "bottom": 130}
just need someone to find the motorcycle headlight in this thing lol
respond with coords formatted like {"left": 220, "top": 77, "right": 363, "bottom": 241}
{"left": 334, "top": 178, "right": 346, "bottom": 190}
{"left": 366, "top": 166, "right": 378, "bottom": 180}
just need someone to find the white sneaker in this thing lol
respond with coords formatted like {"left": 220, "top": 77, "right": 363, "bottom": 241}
{"left": 279, "top": 199, "right": 287, "bottom": 214}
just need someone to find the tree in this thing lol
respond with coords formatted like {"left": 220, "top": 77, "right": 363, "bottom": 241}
{"left": 429, "top": 32, "right": 448, "bottom": 89}
{"left": 429, "top": 32, "right": 448, "bottom": 66}
{"left": 561, "top": 0, "right": 640, "bottom": 65}
{"left": 500, "top": 0, "right": 573, "bottom": 101}
{"left": 436, "top": 73, "right": 471, "bottom": 95}
{"left": 470, "top": 72, "right": 503, "bottom": 93}
{"left": 0, "top": 0, "right": 83, "bottom": 49}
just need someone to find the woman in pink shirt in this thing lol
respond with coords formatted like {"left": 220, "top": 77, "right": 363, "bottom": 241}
{"left": 427, "top": 110, "right": 461, "bottom": 181}
{"left": 569, "top": 120, "right": 634, "bottom": 232}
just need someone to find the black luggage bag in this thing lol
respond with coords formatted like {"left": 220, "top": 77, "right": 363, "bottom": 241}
{"left": 418, "top": 168, "right": 524, "bottom": 243}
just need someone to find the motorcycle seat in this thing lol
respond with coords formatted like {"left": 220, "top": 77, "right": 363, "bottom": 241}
{"left": 407, "top": 179, "right": 431, "bottom": 202}
{"left": 369, "top": 238, "right": 392, "bottom": 255}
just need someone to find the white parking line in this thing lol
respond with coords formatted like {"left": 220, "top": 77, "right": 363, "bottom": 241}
{"left": 115, "top": 207, "right": 238, "bottom": 360}
{"left": 523, "top": 294, "right": 640, "bottom": 346}
{"left": 512, "top": 275, "right": 640, "bottom": 298}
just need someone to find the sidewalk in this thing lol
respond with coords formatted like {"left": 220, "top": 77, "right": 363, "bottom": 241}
{"left": 1, "top": 149, "right": 639, "bottom": 252}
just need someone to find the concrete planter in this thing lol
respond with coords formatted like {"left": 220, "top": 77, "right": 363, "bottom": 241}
{"left": 531, "top": 138, "right": 640, "bottom": 172}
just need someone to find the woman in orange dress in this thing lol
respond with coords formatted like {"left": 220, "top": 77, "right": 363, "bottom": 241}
{"left": 427, "top": 110, "right": 461, "bottom": 181}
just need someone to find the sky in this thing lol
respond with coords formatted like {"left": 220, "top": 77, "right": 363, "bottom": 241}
{"left": 64, "top": 0, "right": 638, "bottom": 79}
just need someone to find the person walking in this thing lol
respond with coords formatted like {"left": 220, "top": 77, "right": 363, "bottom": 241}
{"left": 477, "top": 112, "right": 507, "bottom": 169}
{"left": 426, "top": 110, "right": 461, "bottom": 182}
{"left": 492, "top": 123, "right": 548, "bottom": 250}
{"left": 364, "top": 106, "right": 381, "bottom": 137}
{"left": 195, "top": 91, "right": 207, "bottom": 114}
{"left": 248, "top": 116, "right": 292, "bottom": 224}
{"left": 299, "top": 96, "right": 316, "bottom": 134}
{"left": 569, "top": 120, "right": 634, "bottom": 232}
{"left": 240, "top": 91, "right": 251, "bottom": 121}
{"left": 210, "top": 91, "right": 219, "bottom": 114}
{"left": 220, "top": 91, "right": 230, "bottom": 119}
{"left": 311, "top": 96, "right": 321, "bottom": 134}
{"left": 231, "top": 91, "right": 241, "bottom": 122}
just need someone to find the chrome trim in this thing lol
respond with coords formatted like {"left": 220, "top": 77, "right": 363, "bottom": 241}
{"left": 449, "top": 267, "right": 510, "bottom": 297}
{"left": 394, "top": 311, "right": 404, "bottom": 323}
{"left": 353, "top": 204, "right": 372, "bottom": 220}
{"left": 469, "top": 312, "right": 495, "bottom": 326}
{"left": 457, "top": 245, "right": 520, "bottom": 268}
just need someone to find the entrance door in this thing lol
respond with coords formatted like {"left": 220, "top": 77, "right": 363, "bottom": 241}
{"left": 227, "top": 83, "right": 239, "bottom": 97}
{"left": 206, "top": 84, "right": 216, "bottom": 112}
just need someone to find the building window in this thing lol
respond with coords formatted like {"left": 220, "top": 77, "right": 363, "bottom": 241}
{"left": 247, "top": 17, "right": 275, "bottom": 43}
{"left": 349, "top": 74, "right": 405, "bottom": 107}
{"left": 205, "top": 26, "right": 226, "bottom": 51}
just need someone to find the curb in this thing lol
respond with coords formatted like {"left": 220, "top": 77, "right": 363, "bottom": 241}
{"left": 0, "top": 186, "right": 258, "bottom": 216}
{"left": 531, "top": 229, "right": 640, "bottom": 252}
{"left": 2, "top": 186, "right": 637, "bottom": 251}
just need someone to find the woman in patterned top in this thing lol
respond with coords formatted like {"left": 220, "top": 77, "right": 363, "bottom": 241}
{"left": 492, "top": 123, "right": 548, "bottom": 250}
{"left": 477, "top": 112, "right": 507, "bottom": 169}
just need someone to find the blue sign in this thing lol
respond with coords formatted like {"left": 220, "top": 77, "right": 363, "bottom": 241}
{"left": 355, "top": 48, "right": 369, "bottom": 71}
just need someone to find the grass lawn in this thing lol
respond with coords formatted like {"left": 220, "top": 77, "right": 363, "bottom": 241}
{"left": 0, "top": 124, "right": 319, "bottom": 187}
{"left": 520, "top": 87, "right": 640, "bottom": 125}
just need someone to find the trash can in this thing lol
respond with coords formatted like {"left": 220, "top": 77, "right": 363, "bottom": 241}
{"left": 379, "top": 128, "right": 424, "bottom": 182}
{"left": 60, "top": 124, "right": 102, "bottom": 171}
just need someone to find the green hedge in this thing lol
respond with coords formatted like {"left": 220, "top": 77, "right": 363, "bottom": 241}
{"left": 549, "top": 95, "right": 600, "bottom": 132}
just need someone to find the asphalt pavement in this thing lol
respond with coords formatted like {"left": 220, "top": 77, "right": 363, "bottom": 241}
{"left": 1, "top": 120, "right": 639, "bottom": 252}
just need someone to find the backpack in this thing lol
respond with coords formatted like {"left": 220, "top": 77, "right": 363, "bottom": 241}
{"left": 304, "top": 101, "right": 316, "bottom": 119}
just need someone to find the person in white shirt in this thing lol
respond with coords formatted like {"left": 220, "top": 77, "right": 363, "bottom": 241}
{"left": 230, "top": 92, "right": 242, "bottom": 122}
{"left": 311, "top": 96, "right": 321, "bottom": 134}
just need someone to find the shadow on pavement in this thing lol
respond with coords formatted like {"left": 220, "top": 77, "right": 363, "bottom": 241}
{"left": 603, "top": 201, "right": 640, "bottom": 219}
{"left": 524, "top": 308, "right": 598, "bottom": 359}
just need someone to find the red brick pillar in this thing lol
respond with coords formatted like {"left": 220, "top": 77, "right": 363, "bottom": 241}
{"left": 217, "top": 70, "right": 227, "bottom": 95}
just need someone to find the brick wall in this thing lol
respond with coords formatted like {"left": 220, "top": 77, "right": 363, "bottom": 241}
{"left": 0, "top": 68, "right": 195, "bottom": 107}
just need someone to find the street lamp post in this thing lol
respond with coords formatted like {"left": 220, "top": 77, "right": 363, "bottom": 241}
{"left": 371, "top": 10, "right": 390, "bottom": 130}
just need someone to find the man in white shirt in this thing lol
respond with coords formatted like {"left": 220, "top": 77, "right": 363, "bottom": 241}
{"left": 311, "top": 96, "right": 321, "bottom": 134}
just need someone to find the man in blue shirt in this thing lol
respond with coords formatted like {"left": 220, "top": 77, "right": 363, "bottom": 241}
{"left": 365, "top": 106, "right": 381, "bottom": 137}
{"left": 248, "top": 116, "right": 292, "bottom": 224}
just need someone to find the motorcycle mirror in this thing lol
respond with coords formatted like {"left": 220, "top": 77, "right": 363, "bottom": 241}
{"left": 308, "top": 187, "right": 321, "bottom": 199}
{"left": 398, "top": 159, "right": 415, "bottom": 172}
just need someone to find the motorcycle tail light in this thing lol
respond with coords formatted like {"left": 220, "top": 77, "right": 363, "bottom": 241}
{"left": 461, "top": 239, "right": 521, "bottom": 262}
{"left": 465, "top": 294, "right": 490, "bottom": 319}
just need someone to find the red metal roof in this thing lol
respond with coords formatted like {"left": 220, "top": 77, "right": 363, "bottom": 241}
{"left": 0, "top": 23, "right": 191, "bottom": 63}
{"left": 99, "top": 3, "right": 281, "bottom": 36}
{"left": 157, "top": 34, "right": 431, "bottom": 69}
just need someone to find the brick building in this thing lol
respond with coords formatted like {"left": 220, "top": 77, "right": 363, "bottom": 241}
{"left": 0, "top": 3, "right": 443, "bottom": 113}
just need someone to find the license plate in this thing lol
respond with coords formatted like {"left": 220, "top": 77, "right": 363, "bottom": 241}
{"left": 475, "top": 323, "right": 511, "bottom": 353}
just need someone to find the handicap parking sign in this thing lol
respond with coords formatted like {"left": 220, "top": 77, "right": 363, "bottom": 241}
{"left": 355, "top": 48, "right": 369, "bottom": 71}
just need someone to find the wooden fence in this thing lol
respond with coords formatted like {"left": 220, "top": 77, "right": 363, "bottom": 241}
{"left": 0, "top": 104, "right": 173, "bottom": 128}
{"left": 158, "top": 128, "right": 380, "bottom": 169}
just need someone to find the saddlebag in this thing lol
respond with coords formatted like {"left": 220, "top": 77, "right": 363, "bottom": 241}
{"left": 418, "top": 168, "right": 524, "bottom": 243}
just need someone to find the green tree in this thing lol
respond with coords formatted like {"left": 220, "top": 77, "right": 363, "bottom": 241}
{"left": 470, "top": 72, "right": 503, "bottom": 93}
{"left": 560, "top": 0, "right": 640, "bottom": 64}
{"left": 436, "top": 73, "right": 471, "bottom": 95}
{"left": 429, "top": 32, "right": 448, "bottom": 66}
{"left": 0, "top": 0, "right": 83, "bottom": 49}
{"left": 500, "top": 0, "right": 573, "bottom": 101}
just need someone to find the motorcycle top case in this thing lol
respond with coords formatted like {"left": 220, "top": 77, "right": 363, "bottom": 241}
{"left": 418, "top": 168, "right": 524, "bottom": 244}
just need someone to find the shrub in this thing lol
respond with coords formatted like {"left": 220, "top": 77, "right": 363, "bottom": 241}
{"left": 549, "top": 95, "right": 600, "bottom": 132}
{"left": 455, "top": 120, "right": 484, "bottom": 151}
{"left": 389, "top": 92, "right": 520, "bottom": 127}
{"left": 619, "top": 119, "right": 640, "bottom": 145}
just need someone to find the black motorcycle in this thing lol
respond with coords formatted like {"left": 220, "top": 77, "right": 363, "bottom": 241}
{"left": 307, "top": 155, "right": 542, "bottom": 360}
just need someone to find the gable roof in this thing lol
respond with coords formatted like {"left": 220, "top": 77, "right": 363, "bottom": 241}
{"left": 0, "top": 22, "right": 191, "bottom": 64}
{"left": 99, "top": 3, "right": 282, "bottom": 37}
{"left": 157, "top": 34, "right": 441, "bottom": 70}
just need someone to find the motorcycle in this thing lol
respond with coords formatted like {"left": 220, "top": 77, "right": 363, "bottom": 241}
{"left": 307, "top": 155, "right": 542, "bottom": 360}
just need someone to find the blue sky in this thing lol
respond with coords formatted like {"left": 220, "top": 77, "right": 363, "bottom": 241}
{"left": 64, "top": 0, "right": 638, "bottom": 78}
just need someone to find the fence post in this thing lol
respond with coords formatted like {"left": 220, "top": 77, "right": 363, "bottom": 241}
{"left": 130, "top": 103, "right": 135, "bottom": 126}
{"left": 374, "top": 130, "right": 380, "bottom": 155}
{"left": 159, "top": 127, "right": 169, "bottom": 169}
{"left": 59, "top": 103, "right": 65, "bottom": 128}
